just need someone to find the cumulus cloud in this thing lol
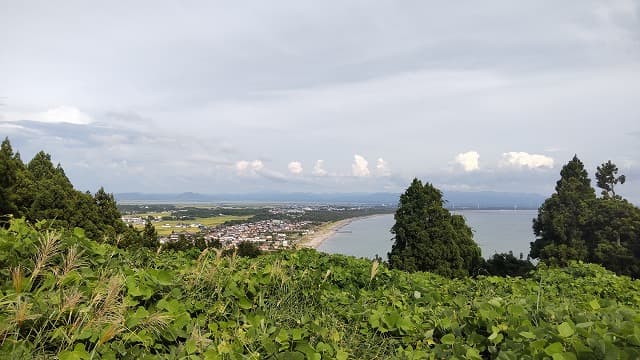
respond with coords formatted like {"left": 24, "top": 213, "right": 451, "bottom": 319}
{"left": 376, "top": 158, "right": 391, "bottom": 176}
{"left": 454, "top": 151, "right": 480, "bottom": 172}
{"left": 312, "top": 160, "right": 327, "bottom": 176}
{"left": 500, "top": 152, "right": 554, "bottom": 169}
{"left": 352, "top": 154, "right": 370, "bottom": 177}
{"left": 287, "top": 161, "right": 303, "bottom": 175}
{"left": 5, "top": 106, "right": 93, "bottom": 125}
{"left": 235, "top": 160, "right": 264, "bottom": 176}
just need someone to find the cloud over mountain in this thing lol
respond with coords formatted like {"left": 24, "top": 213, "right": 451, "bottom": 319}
{"left": 376, "top": 158, "right": 391, "bottom": 176}
{"left": 352, "top": 155, "right": 370, "bottom": 177}
{"left": 235, "top": 160, "right": 264, "bottom": 176}
{"left": 455, "top": 151, "right": 480, "bottom": 172}
{"left": 312, "top": 160, "right": 327, "bottom": 176}
{"left": 288, "top": 161, "right": 303, "bottom": 175}
{"left": 501, "top": 152, "right": 554, "bottom": 169}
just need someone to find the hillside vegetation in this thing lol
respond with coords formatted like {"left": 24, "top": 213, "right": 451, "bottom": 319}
{"left": 1, "top": 219, "right": 639, "bottom": 359}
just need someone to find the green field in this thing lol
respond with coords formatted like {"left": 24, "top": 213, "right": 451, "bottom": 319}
{"left": 133, "top": 215, "right": 251, "bottom": 235}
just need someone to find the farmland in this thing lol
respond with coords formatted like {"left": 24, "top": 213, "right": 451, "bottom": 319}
{"left": 130, "top": 215, "right": 252, "bottom": 235}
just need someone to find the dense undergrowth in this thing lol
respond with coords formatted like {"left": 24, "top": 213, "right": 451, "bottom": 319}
{"left": 1, "top": 219, "right": 639, "bottom": 359}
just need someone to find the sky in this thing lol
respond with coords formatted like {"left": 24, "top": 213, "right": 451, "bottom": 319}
{"left": 1, "top": 1, "right": 639, "bottom": 201}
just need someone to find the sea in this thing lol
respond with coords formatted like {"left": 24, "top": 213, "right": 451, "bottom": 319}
{"left": 317, "top": 210, "right": 537, "bottom": 260}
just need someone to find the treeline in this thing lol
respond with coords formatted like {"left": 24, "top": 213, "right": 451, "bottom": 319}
{"left": 387, "top": 178, "right": 534, "bottom": 278}
{"left": 388, "top": 156, "right": 640, "bottom": 279}
{"left": 531, "top": 156, "right": 640, "bottom": 277}
{"left": 0, "top": 138, "right": 148, "bottom": 247}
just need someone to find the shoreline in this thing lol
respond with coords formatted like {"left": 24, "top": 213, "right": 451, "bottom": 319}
{"left": 298, "top": 214, "right": 391, "bottom": 250}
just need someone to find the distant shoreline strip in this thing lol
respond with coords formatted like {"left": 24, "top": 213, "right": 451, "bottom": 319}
{"left": 300, "top": 214, "right": 391, "bottom": 249}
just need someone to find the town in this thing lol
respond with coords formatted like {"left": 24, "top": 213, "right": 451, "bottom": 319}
{"left": 197, "top": 219, "right": 313, "bottom": 251}
{"left": 120, "top": 204, "right": 393, "bottom": 251}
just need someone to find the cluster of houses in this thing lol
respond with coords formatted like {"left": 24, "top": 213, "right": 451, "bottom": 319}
{"left": 158, "top": 219, "right": 314, "bottom": 251}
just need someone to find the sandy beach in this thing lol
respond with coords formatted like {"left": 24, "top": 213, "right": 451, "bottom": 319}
{"left": 298, "top": 214, "right": 390, "bottom": 249}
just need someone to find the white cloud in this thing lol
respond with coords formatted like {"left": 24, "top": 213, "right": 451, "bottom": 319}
{"left": 4, "top": 106, "right": 93, "bottom": 125}
{"left": 312, "top": 160, "right": 327, "bottom": 176}
{"left": 352, "top": 154, "right": 370, "bottom": 177}
{"left": 454, "top": 151, "right": 480, "bottom": 172}
{"left": 235, "top": 159, "right": 264, "bottom": 176}
{"left": 287, "top": 161, "right": 303, "bottom": 175}
{"left": 376, "top": 158, "right": 391, "bottom": 176}
{"left": 500, "top": 152, "right": 554, "bottom": 169}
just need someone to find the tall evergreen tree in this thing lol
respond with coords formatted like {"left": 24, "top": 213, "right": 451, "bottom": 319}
{"left": 0, "top": 138, "right": 130, "bottom": 242}
{"left": 388, "top": 178, "right": 482, "bottom": 278}
{"left": 531, "top": 155, "right": 596, "bottom": 264}
{"left": 586, "top": 164, "right": 640, "bottom": 278}
{"left": 24, "top": 151, "right": 76, "bottom": 225}
{"left": 94, "top": 187, "right": 125, "bottom": 236}
{"left": 586, "top": 198, "right": 640, "bottom": 277}
{"left": 595, "top": 160, "right": 626, "bottom": 199}
{"left": 0, "top": 138, "right": 22, "bottom": 219}
{"left": 142, "top": 216, "right": 159, "bottom": 249}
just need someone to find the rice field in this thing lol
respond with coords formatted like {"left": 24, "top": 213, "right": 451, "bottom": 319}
{"left": 132, "top": 215, "right": 251, "bottom": 235}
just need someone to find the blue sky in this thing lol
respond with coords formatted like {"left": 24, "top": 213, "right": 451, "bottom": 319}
{"left": 1, "top": 1, "right": 639, "bottom": 202}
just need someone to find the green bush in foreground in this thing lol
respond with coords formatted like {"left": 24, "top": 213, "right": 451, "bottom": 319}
{"left": 1, "top": 219, "right": 639, "bottom": 359}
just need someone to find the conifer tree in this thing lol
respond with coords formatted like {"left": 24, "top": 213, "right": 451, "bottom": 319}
{"left": 0, "top": 138, "right": 22, "bottom": 219}
{"left": 595, "top": 160, "right": 626, "bottom": 199}
{"left": 388, "top": 178, "right": 481, "bottom": 277}
{"left": 142, "top": 216, "right": 159, "bottom": 249}
{"left": 531, "top": 155, "right": 595, "bottom": 264}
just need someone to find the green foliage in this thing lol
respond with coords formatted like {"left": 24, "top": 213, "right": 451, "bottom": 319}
{"left": 236, "top": 241, "right": 262, "bottom": 258}
{"left": 0, "top": 138, "right": 131, "bottom": 243}
{"left": 166, "top": 234, "right": 192, "bottom": 252}
{"left": 531, "top": 156, "right": 596, "bottom": 263}
{"left": 586, "top": 198, "right": 640, "bottom": 277}
{"left": 596, "top": 160, "right": 626, "bottom": 199}
{"left": 388, "top": 178, "right": 482, "bottom": 277}
{"left": 142, "top": 217, "right": 159, "bottom": 249}
{"left": 484, "top": 252, "right": 535, "bottom": 277}
{"left": 1, "top": 219, "right": 640, "bottom": 359}
{"left": 0, "top": 137, "right": 24, "bottom": 220}
{"left": 531, "top": 156, "right": 640, "bottom": 278}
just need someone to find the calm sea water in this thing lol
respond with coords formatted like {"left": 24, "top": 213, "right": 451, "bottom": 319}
{"left": 317, "top": 210, "right": 537, "bottom": 260}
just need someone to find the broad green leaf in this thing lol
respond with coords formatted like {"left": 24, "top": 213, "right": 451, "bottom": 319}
{"left": 557, "top": 322, "right": 574, "bottom": 338}
{"left": 441, "top": 333, "right": 456, "bottom": 345}
{"left": 185, "top": 339, "right": 197, "bottom": 354}
{"left": 238, "top": 297, "right": 252, "bottom": 310}
{"left": 520, "top": 331, "right": 536, "bottom": 339}
{"left": 336, "top": 349, "right": 349, "bottom": 360}
{"left": 545, "top": 342, "right": 564, "bottom": 356}
{"left": 147, "top": 269, "right": 174, "bottom": 286}
{"left": 466, "top": 347, "right": 483, "bottom": 359}
{"left": 291, "top": 328, "right": 304, "bottom": 341}
{"left": 275, "top": 330, "right": 289, "bottom": 345}
{"left": 203, "top": 349, "right": 221, "bottom": 360}
{"left": 59, "top": 344, "right": 90, "bottom": 360}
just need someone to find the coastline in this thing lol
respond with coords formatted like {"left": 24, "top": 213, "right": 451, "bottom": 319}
{"left": 298, "top": 214, "right": 391, "bottom": 250}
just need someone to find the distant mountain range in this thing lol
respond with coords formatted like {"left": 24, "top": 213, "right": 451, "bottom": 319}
{"left": 115, "top": 191, "right": 546, "bottom": 209}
